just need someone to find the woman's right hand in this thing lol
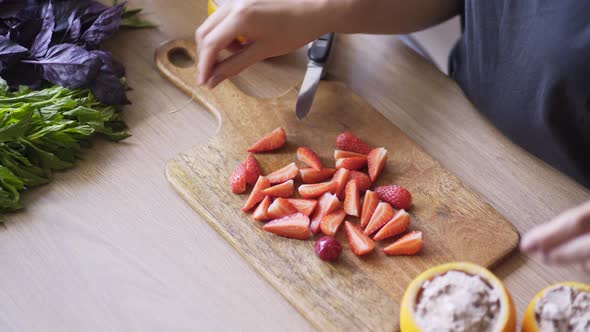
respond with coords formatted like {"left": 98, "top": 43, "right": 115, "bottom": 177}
{"left": 195, "top": 0, "right": 333, "bottom": 89}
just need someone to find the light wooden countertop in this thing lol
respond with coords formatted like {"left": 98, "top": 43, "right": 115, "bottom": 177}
{"left": 1, "top": 1, "right": 588, "bottom": 331}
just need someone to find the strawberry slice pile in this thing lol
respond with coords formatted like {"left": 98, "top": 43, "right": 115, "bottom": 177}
{"left": 231, "top": 127, "right": 424, "bottom": 261}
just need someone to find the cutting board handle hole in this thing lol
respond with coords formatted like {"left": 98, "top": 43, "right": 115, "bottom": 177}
{"left": 168, "top": 47, "right": 195, "bottom": 68}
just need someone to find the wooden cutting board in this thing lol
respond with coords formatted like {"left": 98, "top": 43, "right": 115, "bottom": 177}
{"left": 156, "top": 39, "right": 519, "bottom": 332}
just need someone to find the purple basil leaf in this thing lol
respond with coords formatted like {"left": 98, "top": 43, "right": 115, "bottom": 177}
{"left": 91, "top": 50, "right": 125, "bottom": 77}
{"left": 68, "top": 17, "right": 81, "bottom": 42}
{"left": 24, "top": 43, "right": 101, "bottom": 89}
{"left": 29, "top": 1, "right": 54, "bottom": 57}
{"left": 0, "top": 34, "right": 27, "bottom": 62}
{"left": 90, "top": 60, "right": 129, "bottom": 105}
{"left": 81, "top": 3, "right": 124, "bottom": 48}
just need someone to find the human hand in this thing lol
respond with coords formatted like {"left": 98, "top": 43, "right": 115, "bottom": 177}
{"left": 521, "top": 201, "right": 590, "bottom": 273}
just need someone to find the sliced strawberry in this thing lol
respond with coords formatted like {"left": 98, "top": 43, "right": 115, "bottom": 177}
{"left": 367, "top": 147, "right": 388, "bottom": 182}
{"left": 334, "top": 149, "right": 367, "bottom": 159}
{"left": 336, "top": 131, "right": 371, "bottom": 155}
{"left": 261, "top": 179, "right": 294, "bottom": 198}
{"left": 310, "top": 193, "right": 341, "bottom": 235}
{"left": 266, "top": 162, "right": 299, "bottom": 184}
{"left": 331, "top": 168, "right": 350, "bottom": 199}
{"left": 299, "top": 181, "right": 336, "bottom": 199}
{"left": 297, "top": 147, "right": 323, "bottom": 171}
{"left": 344, "top": 179, "right": 360, "bottom": 217}
{"left": 335, "top": 156, "right": 367, "bottom": 171}
{"left": 248, "top": 127, "right": 286, "bottom": 153}
{"left": 344, "top": 221, "right": 375, "bottom": 256}
{"left": 364, "top": 202, "right": 394, "bottom": 235}
{"left": 320, "top": 208, "right": 347, "bottom": 237}
{"left": 360, "top": 190, "right": 379, "bottom": 228}
{"left": 253, "top": 196, "right": 272, "bottom": 221}
{"left": 375, "top": 185, "right": 412, "bottom": 210}
{"left": 300, "top": 167, "right": 336, "bottom": 184}
{"left": 231, "top": 163, "right": 247, "bottom": 194}
{"left": 373, "top": 209, "right": 411, "bottom": 241}
{"left": 267, "top": 198, "right": 299, "bottom": 219}
{"left": 382, "top": 230, "right": 423, "bottom": 255}
{"left": 347, "top": 171, "right": 372, "bottom": 193}
{"left": 287, "top": 199, "right": 317, "bottom": 216}
{"left": 243, "top": 176, "right": 271, "bottom": 211}
{"left": 263, "top": 213, "right": 310, "bottom": 240}
{"left": 244, "top": 155, "right": 262, "bottom": 185}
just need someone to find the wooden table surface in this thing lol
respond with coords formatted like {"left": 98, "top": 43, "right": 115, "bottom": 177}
{"left": 1, "top": 1, "right": 588, "bottom": 331}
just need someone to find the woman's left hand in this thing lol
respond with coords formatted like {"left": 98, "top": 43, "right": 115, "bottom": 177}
{"left": 521, "top": 201, "right": 590, "bottom": 273}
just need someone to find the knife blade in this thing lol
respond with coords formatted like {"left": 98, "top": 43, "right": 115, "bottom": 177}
{"left": 296, "top": 33, "right": 335, "bottom": 120}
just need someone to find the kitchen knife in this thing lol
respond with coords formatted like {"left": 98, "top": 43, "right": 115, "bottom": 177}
{"left": 295, "top": 33, "right": 335, "bottom": 120}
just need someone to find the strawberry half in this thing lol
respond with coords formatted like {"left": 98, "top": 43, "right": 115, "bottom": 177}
{"left": 360, "top": 190, "right": 379, "bottom": 228}
{"left": 261, "top": 179, "right": 294, "bottom": 198}
{"left": 375, "top": 185, "right": 412, "bottom": 210}
{"left": 231, "top": 162, "right": 248, "bottom": 194}
{"left": 367, "top": 147, "right": 388, "bottom": 182}
{"left": 347, "top": 171, "right": 372, "bottom": 193}
{"left": 267, "top": 198, "right": 298, "bottom": 219}
{"left": 263, "top": 213, "right": 310, "bottom": 240}
{"left": 299, "top": 181, "right": 336, "bottom": 199}
{"left": 242, "top": 176, "right": 270, "bottom": 211}
{"left": 373, "top": 209, "right": 411, "bottom": 241}
{"left": 245, "top": 155, "right": 263, "bottom": 185}
{"left": 310, "top": 193, "right": 341, "bottom": 235}
{"left": 287, "top": 199, "right": 317, "bottom": 216}
{"left": 297, "top": 147, "right": 323, "bottom": 171}
{"left": 300, "top": 167, "right": 336, "bottom": 184}
{"left": 335, "top": 156, "right": 367, "bottom": 171}
{"left": 253, "top": 196, "right": 272, "bottom": 221}
{"left": 336, "top": 131, "right": 371, "bottom": 155}
{"left": 248, "top": 127, "right": 286, "bottom": 153}
{"left": 344, "top": 221, "right": 375, "bottom": 256}
{"left": 331, "top": 168, "right": 350, "bottom": 199}
{"left": 364, "top": 202, "right": 394, "bottom": 235}
{"left": 344, "top": 179, "right": 360, "bottom": 217}
{"left": 266, "top": 162, "right": 299, "bottom": 184}
{"left": 320, "top": 208, "right": 347, "bottom": 237}
{"left": 334, "top": 149, "right": 367, "bottom": 159}
{"left": 382, "top": 231, "right": 423, "bottom": 255}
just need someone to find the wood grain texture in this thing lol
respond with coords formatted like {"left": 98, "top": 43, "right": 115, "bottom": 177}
{"left": 157, "top": 39, "right": 519, "bottom": 331}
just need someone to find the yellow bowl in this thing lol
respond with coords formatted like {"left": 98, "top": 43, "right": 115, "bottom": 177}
{"left": 400, "top": 262, "right": 517, "bottom": 332}
{"left": 522, "top": 281, "right": 590, "bottom": 332}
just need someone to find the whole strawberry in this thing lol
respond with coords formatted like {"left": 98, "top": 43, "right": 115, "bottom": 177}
{"left": 315, "top": 236, "right": 343, "bottom": 262}
{"left": 336, "top": 131, "right": 371, "bottom": 155}
{"left": 375, "top": 185, "right": 412, "bottom": 210}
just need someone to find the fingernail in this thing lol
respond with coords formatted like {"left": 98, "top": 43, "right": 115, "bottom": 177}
{"left": 207, "top": 74, "right": 223, "bottom": 89}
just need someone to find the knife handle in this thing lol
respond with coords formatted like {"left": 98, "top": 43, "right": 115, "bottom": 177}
{"left": 308, "top": 33, "right": 334, "bottom": 63}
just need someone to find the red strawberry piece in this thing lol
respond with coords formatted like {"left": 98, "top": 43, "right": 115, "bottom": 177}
{"left": 300, "top": 167, "right": 336, "bottom": 184}
{"left": 248, "top": 127, "right": 286, "bottom": 153}
{"left": 360, "top": 190, "right": 379, "bottom": 228}
{"left": 347, "top": 171, "right": 372, "bottom": 193}
{"left": 263, "top": 213, "right": 310, "bottom": 240}
{"left": 244, "top": 155, "right": 262, "bottom": 185}
{"left": 367, "top": 147, "right": 388, "bottom": 182}
{"left": 382, "top": 230, "right": 423, "bottom": 255}
{"left": 373, "top": 209, "right": 411, "bottom": 241}
{"left": 297, "top": 147, "right": 323, "bottom": 171}
{"left": 315, "top": 236, "right": 343, "bottom": 262}
{"left": 336, "top": 131, "right": 371, "bottom": 155}
{"left": 261, "top": 179, "right": 294, "bottom": 198}
{"left": 331, "top": 168, "right": 350, "bottom": 200}
{"left": 335, "top": 156, "right": 367, "bottom": 171}
{"left": 364, "top": 202, "right": 394, "bottom": 235}
{"left": 310, "top": 193, "right": 341, "bottom": 235}
{"left": 267, "top": 198, "right": 299, "bottom": 219}
{"left": 299, "top": 181, "right": 336, "bottom": 199}
{"left": 320, "top": 208, "right": 347, "bottom": 237}
{"left": 231, "top": 163, "right": 248, "bottom": 194}
{"left": 286, "top": 199, "right": 317, "bottom": 216}
{"left": 266, "top": 162, "right": 299, "bottom": 184}
{"left": 243, "top": 176, "right": 270, "bottom": 211}
{"left": 334, "top": 149, "right": 367, "bottom": 159}
{"left": 253, "top": 196, "right": 272, "bottom": 221}
{"left": 375, "top": 185, "right": 412, "bottom": 210}
{"left": 344, "top": 180, "right": 361, "bottom": 217}
{"left": 344, "top": 221, "right": 375, "bottom": 256}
